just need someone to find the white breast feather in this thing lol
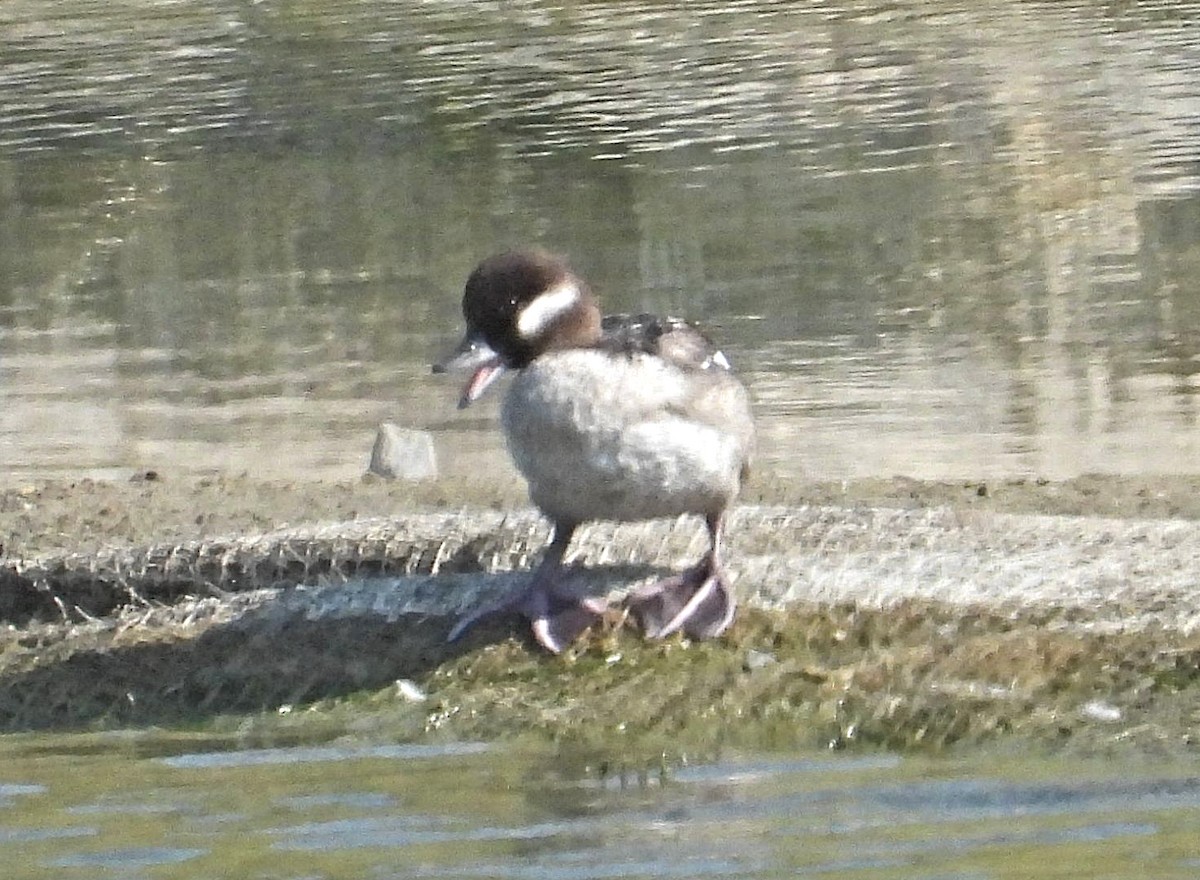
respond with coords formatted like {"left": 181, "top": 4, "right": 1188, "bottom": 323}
{"left": 501, "top": 350, "right": 749, "bottom": 524}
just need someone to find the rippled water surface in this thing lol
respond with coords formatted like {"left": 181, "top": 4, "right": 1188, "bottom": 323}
{"left": 3, "top": 0, "right": 1200, "bottom": 482}
{"left": 2, "top": 732, "right": 1199, "bottom": 879}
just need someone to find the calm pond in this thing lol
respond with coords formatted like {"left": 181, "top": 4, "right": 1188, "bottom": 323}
{"left": 3, "top": 1, "right": 1200, "bottom": 876}
{"left": 3, "top": 0, "right": 1200, "bottom": 483}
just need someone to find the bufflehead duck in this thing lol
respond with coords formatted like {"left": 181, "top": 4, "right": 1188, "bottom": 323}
{"left": 434, "top": 249, "right": 754, "bottom": 653}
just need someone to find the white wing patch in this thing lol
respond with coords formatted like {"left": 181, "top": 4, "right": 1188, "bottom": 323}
{"left": 703, "top": 349, "right": 732, "bottom": 371}
{"left": 516, "top": 279, "right": 582, "bottom": 340}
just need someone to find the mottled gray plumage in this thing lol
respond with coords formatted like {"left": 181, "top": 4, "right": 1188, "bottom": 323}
{"left": 504, "top": 349, "right": 751, "bottom": 525}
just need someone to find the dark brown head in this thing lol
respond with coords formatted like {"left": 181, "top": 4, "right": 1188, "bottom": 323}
{"left": 433, "top": 249, "right": 602, "bottom": 406}
{"left": 461, "top": 249, "right": 601, "bottom": 367}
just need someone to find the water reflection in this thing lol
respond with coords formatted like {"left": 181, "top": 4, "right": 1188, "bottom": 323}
{"left": 2, "top": 0, "right": 1200, "bottom": 481}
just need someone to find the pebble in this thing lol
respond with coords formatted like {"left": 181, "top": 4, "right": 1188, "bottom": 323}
{"left": 368, "top": 423, "right": 437, "bottom": 480}
{"left": 395, "top": 679, "right": 427, "bottom": 702}
{"left": 743, "top": 649, "right": 778, "bottom": 671}
{"left": 1081, "top": 700, "right": 1123, "bottom": 723}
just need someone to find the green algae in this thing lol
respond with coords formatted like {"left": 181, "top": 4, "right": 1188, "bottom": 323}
{"left": 419, "top": 605, "right": 1200, "bottom": 758}
{"left": 3, "top": 597, "right": 1198, "bottom": 761}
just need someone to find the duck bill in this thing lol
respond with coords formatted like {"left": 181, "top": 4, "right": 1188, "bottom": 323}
{"left": 432, "top": 334, "right": 508, "bottom": 409}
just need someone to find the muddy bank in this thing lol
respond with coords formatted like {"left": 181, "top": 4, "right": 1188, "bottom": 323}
{"left": 1, "top": 473, "right": 1199, "bottom": 756}
{"left": 5, "top": 470, "right": 1200, "bottom": 560}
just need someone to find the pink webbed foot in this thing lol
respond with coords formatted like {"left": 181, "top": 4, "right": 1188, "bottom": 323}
{"left": 446, "top": 523, "right": 605, "bottom": 654}
{"left": 626, "top": 556, "right": 737, "bottom": 641}
{"left": 446, "top": 567, "right": 605, "bottom": 654}
{"left": 522, "top": 571, "right": 608, "bottom": 653}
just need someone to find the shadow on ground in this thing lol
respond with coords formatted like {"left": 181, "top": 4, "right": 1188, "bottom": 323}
{"left": 0, "top": 598, "right": 532, "bottom": 732}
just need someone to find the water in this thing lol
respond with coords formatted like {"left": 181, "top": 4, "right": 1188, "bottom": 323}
{"left": 0, "top": 732, "right": 1197, "bottom": 879}
{"left": 3, "top": 0, "right": 1200, "bottom": 483}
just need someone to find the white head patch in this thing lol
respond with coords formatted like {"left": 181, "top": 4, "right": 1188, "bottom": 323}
{"left": 516, "top": 278, "right": 582, "bottom": 340}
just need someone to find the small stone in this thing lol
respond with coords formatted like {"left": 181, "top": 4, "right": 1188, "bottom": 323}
{"left": 368, "top": 423, "right": 437, "bottom": 480}
{"left": 1081, "top": 700, "right": 1122, "bottom": 723}
{"left": 395, "top": 679, "right": 427, "bottom": 702}
{"left": 743, "top": 649, "right": 777, "bottom": 671}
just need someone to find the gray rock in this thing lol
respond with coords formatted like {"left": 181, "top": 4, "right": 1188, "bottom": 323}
{"left": 367, "top": 423, "right": 437, "bottom": 480}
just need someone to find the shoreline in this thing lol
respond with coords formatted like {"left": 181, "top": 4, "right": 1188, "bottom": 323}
{"left": 2, "top": 474, "right": 1198, "bottom": 755}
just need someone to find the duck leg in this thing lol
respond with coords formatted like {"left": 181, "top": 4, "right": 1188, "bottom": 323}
{"left": 446, "top": 522, "right": 606, "bottom": 653}
{"left": 627, "top": 513, "right": 737, "bottom": 640}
